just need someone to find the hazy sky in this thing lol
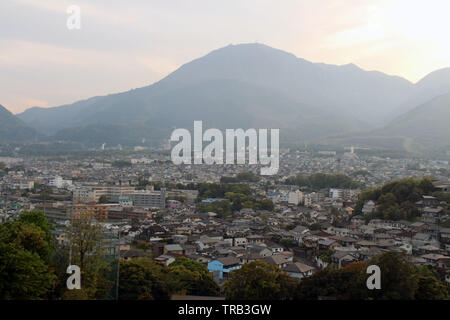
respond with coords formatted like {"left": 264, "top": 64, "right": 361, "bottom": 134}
{"left": 1, "top": 0, "right": 450, "bottom": 114}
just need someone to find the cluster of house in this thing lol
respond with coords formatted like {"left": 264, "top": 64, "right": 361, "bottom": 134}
{"left": 121, "top": 225, "right": 316, "bottom": 284}
{"left": 1, "top": 154, "right": 450, "bottom": 291}
{"left": 112, "top": 193, "right": 450, "bottom": 289}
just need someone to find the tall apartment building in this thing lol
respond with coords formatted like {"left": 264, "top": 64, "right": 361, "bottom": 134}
{"left": 329, "top": 188, "right": 343, "bottom": 199}
{"left": 73, "top": 185, "right": 135, "bottom": 203}
{"left": 74, "top": 203, "right": 120, "bottom": 220}
{"left": 49, "top": 176, "right": 73, "bottom": 189}
{"left": 35, "top": 202, "right": 70, "bottom": 223}
{"left": 126, "top": 189, "right": 166, "bottom": 209}
{"left": 288, "top": 190, "right": 303, "bottom": 205}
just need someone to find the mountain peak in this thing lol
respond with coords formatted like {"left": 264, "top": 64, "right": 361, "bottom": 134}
{"left": 205, "top": 42, "right": 300, "bottom": 61}
{"left": 0, "top": 104, "right": 39, "bottom": 142}
{"left": 416, "top": 67, "right": 450, "bottom": 87}
{"left": 341, "top": 63, "right": 362, "bottom": 71}
{"left": 13, "top": 43, "right": 447, "bottom": 147}
{"left": 0, "top": 104, "right": 12, "bottom": 114}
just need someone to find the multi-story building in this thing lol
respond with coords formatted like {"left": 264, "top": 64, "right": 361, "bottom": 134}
{"left": 288, "top": 190, "right": 303, "bottom": 205}
{"left": 73, "top": 185, "right": 135, "bottom": 203}
{"left": 74, "top": 203, "right": 119, "bottom": 220}
{"left": 329, "top": 188, "right": 343, "bottom": 199}
{"left": 49, "top": 176, "right": 73, "bottom": 189}
{"left": 107, "top": 207, "right": 149, "bottom": 221}
{"left": 126, "top": 189, "right": 166, "bottom": 209}
{"left": 12, "top": 180, "right": 34, "bottom": 190}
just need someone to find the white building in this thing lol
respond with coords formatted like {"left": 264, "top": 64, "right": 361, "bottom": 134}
{"left": 49, "top": 176, "right": 73, "bottom": 189}
{"left": 12, "top": 180, "right": 34, "bottom": 190}
{"left": 131, "top": 158, "right": 154, "bottom": 164}
{"left": 288, "top": 190, "right": 303, "bottom": 205}
{"left": 329, "top": 188, "right": 343, "bottom": 199}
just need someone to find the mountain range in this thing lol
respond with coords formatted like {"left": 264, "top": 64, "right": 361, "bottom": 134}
{"left": 2, "top": 43, "right": 450, "bottom": 152}
{"left": 0, "top": 104, "right": 40, "bottom": 143}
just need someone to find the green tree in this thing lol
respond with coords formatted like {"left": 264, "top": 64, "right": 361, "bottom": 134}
{"left": 367, "top": 251, "right": 417, "bottom": 300}
{"left": 119, "top": 258, "right": 170, "bottom": 300}
{"left": 18, "top": 211, "right": 55, "bottom": 261}
{"left": 0, "top": 211, "right": 56, "bottom": 299}
{"left": 63, "top": 214, "right": 112, "bottom": 299}
{"left": 257, "top": 198, "right": 275, "bottom": 211}
{"left": 223, "top": 261, "right": 297, "bottom": 300}
{"left": 356, "top": 177, "right": 433, "bottom": 221}
{"left": 0, "top": 242, "right": 56, "bottom": 299}
{"left": 167, "top": 258, "right": 220, "bottom": 296}
{"left": 413, "top": 266, "right": 448, "bottom": 300}
{"left": 295, "top": 252, "right": 448, "bottom": 300}
{"left": 295, "top": 261, "right": 368, "bottom": 300}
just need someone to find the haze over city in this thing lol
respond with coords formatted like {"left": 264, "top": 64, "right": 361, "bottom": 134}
{"left": 2, "top": 0, "right": 450, "bottom": 308}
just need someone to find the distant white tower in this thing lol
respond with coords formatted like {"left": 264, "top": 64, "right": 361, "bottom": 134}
{"left": 351, "top": 145, "right": 355, "bottom": 154}
{"left": 101, "top": 143, "right": 106, "bottom": 150}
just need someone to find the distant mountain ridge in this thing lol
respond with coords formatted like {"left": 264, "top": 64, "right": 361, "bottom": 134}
{"left": 8, "top": 43, "right": 450, "bottom": 150}
{"left": 0, "top": 104, "right": 39, "bottom": 142}
{"left": 385, "top": 67, "right": 450, "bottom": 121}
{"left": 379, "top": 93, "right": 450, "bottom": 151}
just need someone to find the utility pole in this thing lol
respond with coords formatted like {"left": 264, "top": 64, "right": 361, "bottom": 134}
{"left": 116, "top": 223, "right": 122, "bottom": 300}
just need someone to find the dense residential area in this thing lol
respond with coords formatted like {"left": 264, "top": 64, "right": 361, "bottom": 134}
{"left": 1, "top": 149, "right": 449, "bottom": 300}
{"left": 3, "top": 0, "right": 450, "bottom": 309}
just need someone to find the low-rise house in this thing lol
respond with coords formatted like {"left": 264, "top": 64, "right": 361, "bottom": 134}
{"left": 207, "top": 256, "right": 241, "bottom": 280}
{"left": 233, "top": 237, "right": 248, "bottom": 247}
{"left": 421, "top": 254, "right": 448, "bottom": 266}
{"left": 332, "top": 227, "right": 351, "bottom": 237}
{"left": 283, "top": 262, "right": 315, "bottom": 280}
{"left": 417, "top": 244, "right": 441, "bottom": 255}
{"left": 264, "top": 242, "right": 284, "bottom": 254}
{"left": 410, "top": 222, "right": 427, "bottom": 233}
{"left": 440, "top": 228, "right": 450, "bottom": 245}
{"left": 154, "top": 254, "right": 176, "bottom": 266}
{"left": 248, "top": 244, "right": 272, "bottom": 257}
{"left": 355, "top": 240, "right": 378, "bottom": 250}
{"left": 164, "top": 244, "right": 184, "bottom": 255}
{"left": 412, "top": 232, "right": 438, "bottom": 248}
{"left": 332, "top": 251, "right": 358, "bottom": 268}
{"left": 330, "top": 235, "right": 358, "bottom": 247}
{"left": 240, "top": 253, "right": 263, "bottom": 264}
{"left": 247, "top": 234, "right": 266, "bottom": 244}
{"left": 262, "top": 254, "right": 290, "bottom": 268}
{"left": 318, "top": 239, "right": 340, "bottom": 250}
{"left": 421, "top": 196, "right": 440, "bottom": 207}
{"left": 120, "top": 250, "right": 149, "bottom": 261}
{"left": 437, "top": 257, "right": 450, "bottom": 270}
